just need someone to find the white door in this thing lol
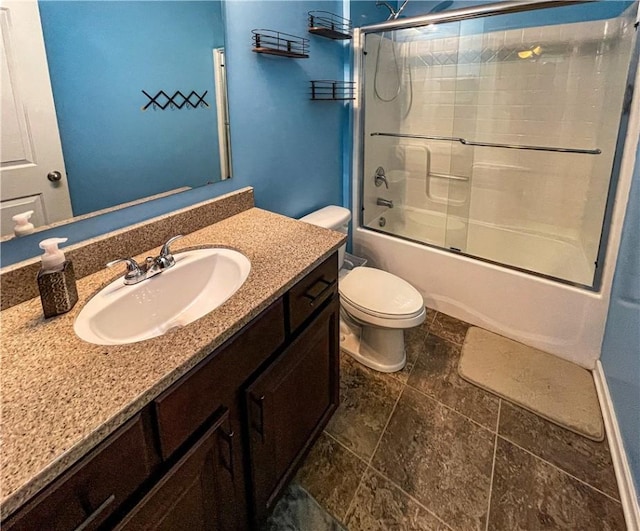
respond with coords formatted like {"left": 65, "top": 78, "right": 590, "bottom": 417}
{"left": 0, "top": 0, "right": 72, "bottom": 236}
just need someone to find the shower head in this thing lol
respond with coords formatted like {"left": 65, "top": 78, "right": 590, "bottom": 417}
{"left": 376, "top": 1, "right": 398, "bottom": 20}
{"left": 376, "top": 0, "right": 453, "bottom": 21}
{"left": 376, "top": 0, "right": 410, "bottom": 20}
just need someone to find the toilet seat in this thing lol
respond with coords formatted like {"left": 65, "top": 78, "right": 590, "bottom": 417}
{"left": 339, "top": 267, "right": 425, "bottom": 328}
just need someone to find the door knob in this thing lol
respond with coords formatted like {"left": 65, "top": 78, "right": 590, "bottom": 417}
{"left": 47, "top": 171, "right": 62, "bottom": 182}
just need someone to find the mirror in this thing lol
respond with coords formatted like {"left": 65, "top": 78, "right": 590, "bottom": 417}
{"left": 1, "top": 0, "right": 230, "bottom": 238}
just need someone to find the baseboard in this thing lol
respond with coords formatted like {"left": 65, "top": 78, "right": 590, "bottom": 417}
{"left": 594, "top": 361, "right": 640, "bottom": 531}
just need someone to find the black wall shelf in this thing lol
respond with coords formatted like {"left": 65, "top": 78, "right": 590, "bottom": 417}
{"left": 310, "top": 81, "right": 355, "bottom": 101}
{"left": 252, "top": 29, "right": 309, "bottom": 58}
{"left": 308, "top": 11, "right": 352, "bottom": 40}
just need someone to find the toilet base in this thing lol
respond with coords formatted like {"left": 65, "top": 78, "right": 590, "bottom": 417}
{"left": 340, "top": 317, "right": 406, "bottom": 373}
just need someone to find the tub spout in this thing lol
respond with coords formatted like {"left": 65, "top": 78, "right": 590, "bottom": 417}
{"left": 377, "top": 198, "right": 394, "bottom": 208}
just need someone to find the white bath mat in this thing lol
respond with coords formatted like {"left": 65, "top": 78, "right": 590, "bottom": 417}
{"left": 458, "top": 327, "right": 604, "bottom": 441}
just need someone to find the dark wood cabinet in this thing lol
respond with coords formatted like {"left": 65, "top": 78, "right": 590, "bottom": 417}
{"left": 4, "top": 412, "right": 159, "bottom": 531}
{"left": 3, "top": 253, "right": 340, "bottom": 530}
{"left": 153, "top": 300, "right": 285, "bottom": 461}
{"left": 246, "top": 295, "right": 340, "bottom": 522}
{"left": 115, "top": 410, "right": 238, "bottom": 531}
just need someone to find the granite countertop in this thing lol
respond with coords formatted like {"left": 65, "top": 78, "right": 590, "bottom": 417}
{"left": 0, "top": 207, "right": 345, "bottom": 519}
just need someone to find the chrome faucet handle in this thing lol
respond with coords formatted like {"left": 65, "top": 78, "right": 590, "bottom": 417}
{"left": 106, "top": 257, "right": 146, "bottom": 285}
{"left": 156, "top": 235, "right": 184, "bottom": 269}
{"left": 374, "top": 167, "right": 389, "bottom": 189}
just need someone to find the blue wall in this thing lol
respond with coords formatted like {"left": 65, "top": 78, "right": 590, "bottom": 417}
{"left": 222, "top": 0, "right": 345, "bottom": 219}
{"left": 601, "top": 141, "right": 640, "bottom": 496}
{"left": 2, "top": 0, "right": 345, "bottom": 267}
{"left": 39, "top": 1, "right": 225, "bottom": 216}
{"left": 350, "top": 0, "right": 394, "bottom": 27}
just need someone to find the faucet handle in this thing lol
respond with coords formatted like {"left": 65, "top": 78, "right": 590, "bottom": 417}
{"left": 374, "top": 167, "right": 389, "bottom": 189}
{"left": 157, "top": 235, "right": 184, "bottom": 268}
{"left": 107, "top": 257, "right": 146, "bottom": 284}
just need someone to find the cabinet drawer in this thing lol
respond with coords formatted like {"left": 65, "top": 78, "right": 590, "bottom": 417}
{"left": 287, "top": 253, "right": 338, "bottom": 333}
{"left": 5, "top": 412, "right": 158, "bottom": 531}
{"left": 154, "top": 299, "right": 285, "bottom": 460}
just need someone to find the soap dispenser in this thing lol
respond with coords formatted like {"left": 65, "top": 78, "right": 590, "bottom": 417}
{"left": 37, "top": 237, "right": 78, "bottom": 318}
{"left": 12, "top": 211, "right": 35, "bottom": 237}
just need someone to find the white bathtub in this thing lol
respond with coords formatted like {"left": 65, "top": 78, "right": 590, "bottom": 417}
{"left": 370, "top": 206, "right": 594, "bottom": 286}
{"left": 354, "top": 216, "right": 609, "bottom": 368}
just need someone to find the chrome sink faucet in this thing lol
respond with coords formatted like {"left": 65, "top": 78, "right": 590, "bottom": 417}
{"left": 154, "top": 235, "right": 183, "bottom": 270}
{"left": 107, "top": 235, "right": 184, "bottom": 285}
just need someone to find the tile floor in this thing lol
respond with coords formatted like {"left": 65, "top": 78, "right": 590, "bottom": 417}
{"left": 295, "top": 309, "right": 626, "bottom": 531}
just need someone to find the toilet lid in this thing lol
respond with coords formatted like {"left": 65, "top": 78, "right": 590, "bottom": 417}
{"left": 339, "top": 267, "right": 424, "bottom": 318}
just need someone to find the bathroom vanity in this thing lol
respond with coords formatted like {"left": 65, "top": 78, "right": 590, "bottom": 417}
{"left": 0, "top": 189, "right": 345, "bottom": 530}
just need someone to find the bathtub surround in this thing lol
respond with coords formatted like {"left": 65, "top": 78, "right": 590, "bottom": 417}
{"left": 459, "top": 327, "right": 604, "bottom": 441}
{"left": 399, "top": 1, "right": 632, "bottom": 22}
{"left": 361, "top": 9, "right": 633, "bottom": 287}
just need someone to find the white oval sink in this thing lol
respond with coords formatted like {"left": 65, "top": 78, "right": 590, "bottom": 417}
{"left": 74, "top": 248, "right": 251, "bottom": 345}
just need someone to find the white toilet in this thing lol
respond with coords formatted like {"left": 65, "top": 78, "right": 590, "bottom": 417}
{"left": 300, "top": 206, "right": 426, "bottom": 373}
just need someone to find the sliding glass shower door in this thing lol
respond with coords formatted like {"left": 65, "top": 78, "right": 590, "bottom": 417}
{"left": 359, "top": 1, "right": 637, "bottom": 287}
{"left": 363, "top": 22, "right": 468, "bottom": 251}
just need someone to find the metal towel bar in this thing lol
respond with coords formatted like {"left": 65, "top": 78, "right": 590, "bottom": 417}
{"left": 370, "top": 132, "right": 601, "bottom": 155}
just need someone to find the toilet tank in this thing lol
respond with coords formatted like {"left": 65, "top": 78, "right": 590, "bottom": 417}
{"left": 300, "top": 206, "right": 351, "bottom": 268}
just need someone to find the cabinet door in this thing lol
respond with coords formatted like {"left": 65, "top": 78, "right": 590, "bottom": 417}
{"left": 154, "top": 299, "right": 285, "bottom": 461}
{"left": 246, "top": 296, "right": 340, "bottom": 523}
{"left": 115, "top": 409, "right": 238, "bottom": 531}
